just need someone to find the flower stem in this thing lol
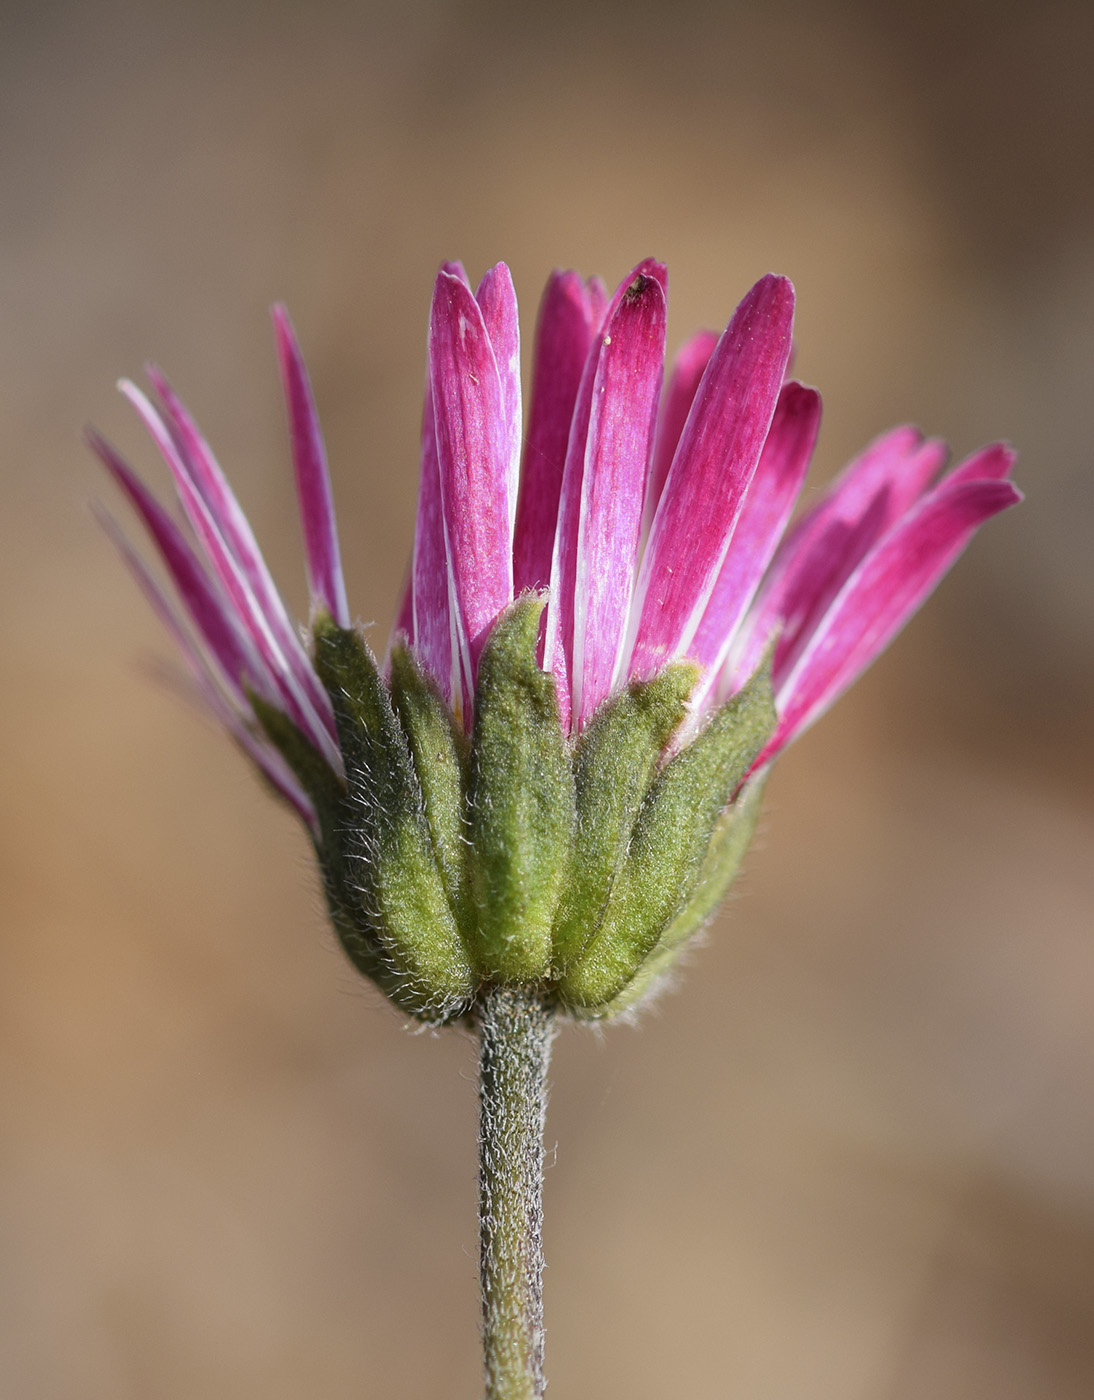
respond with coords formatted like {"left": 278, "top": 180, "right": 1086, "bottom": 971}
{"left": 477, "top": 985, "right": 555, "bottom": 1400}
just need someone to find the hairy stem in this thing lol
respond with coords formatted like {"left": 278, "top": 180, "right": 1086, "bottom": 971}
{"left": 477, "top": 985, "right": 555, "bottom": 1400}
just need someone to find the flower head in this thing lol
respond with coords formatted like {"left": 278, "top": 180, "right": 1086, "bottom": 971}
{"left": 95, "top": 260, "right": 1020, "bottom": 1021}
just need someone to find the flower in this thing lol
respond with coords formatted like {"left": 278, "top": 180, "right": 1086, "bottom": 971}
{"left": 411, "top": 259, "right": 1019, "bottom": 744}
{"left": 94, "top": 259, "right": 1020, "bottom": 1020}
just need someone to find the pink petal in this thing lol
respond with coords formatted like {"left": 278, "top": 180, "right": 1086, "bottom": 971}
{"left": 787, "top": 425, "right": 948, "bottom": 548}
{"left": 512, "top": 270, "right": 600, "bottom": 594}
{"left": 141, "top": 368, "right": 335, "bottom": 731}
{"left": 428, "top": 268, "right": 514, "bottom": 712}
{"left": 90, "top": 430, "right": 272, "bottom": 710}
{"left": 120, "top": 380, "right": 339, "bottom": 767}
{"left": 270, "top": 305, "right": 350, "bottom": 628}
{"left": 475, "top": 263, "right": 522, "bottom": 530}
{"left": 762, "top": 474, "right": 1022, "bottom": 761}
{"left": 585, "top": 275, "right": 609, "bottom": 330}
{"left": 543, "top": 259, "right": 668, "bottom": 730}
{"left": 410, "top": 386, "right": 455, "bottom": 700}
{"left": 626, "top": 273, "right": 796, "bottom": 681}
{"left": 570, "top": 270, "right": 668, "bottom": 729}
{"left": 688, "top": 381, "right": 821, "bottom": 706}
{"left": 542, "top": 357, "right": 600, "bottom": 728}
{"left": 644, "top": 329, "right": 719, "bottom": 534}
{"left": 943, "top": 440, "right": 1016, "bottom": 486}
{"left": 94, "top": 504, "right": 319, "bottom": 827}
{"left": 727, "top": 425, "right": 949, "bottom": 691}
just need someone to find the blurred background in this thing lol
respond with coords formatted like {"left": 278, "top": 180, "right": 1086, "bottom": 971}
{"left": 2, "top": 0, "right": 1092, "bottom": 1395}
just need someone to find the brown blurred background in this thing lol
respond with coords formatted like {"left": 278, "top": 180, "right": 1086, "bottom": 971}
{"left": 2, "top": 0, "right": 1092, "bottom": 1395}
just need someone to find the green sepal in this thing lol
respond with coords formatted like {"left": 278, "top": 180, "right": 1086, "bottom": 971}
{"left": 550, "top": 662, "right": 699, "bottom": 976}
{"left": 558, "top": 660, "right": 775, "bottom": 1011}
{"left": 658, "top": 769, "right": 767, "bottom": 951}
{"left": 248, "top": 695, "right": 394, "bottom": 996}
{"left": 388, "top": 642, "right": 470, "bottom": 925}
{"left": 568, "top": 771, "right": 768, "bottom": 1021}
{"left": 312, "top": 617, "right": 475, "bottom": 1021}
{"left": 466, "top": 595, "right": 575, "bottom": 983}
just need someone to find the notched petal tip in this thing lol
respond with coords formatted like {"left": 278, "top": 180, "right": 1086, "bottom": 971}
{"left": 440, "top": 259, "right": 470, "bottom": 285}
{"left": 948, "top": 441, "right": 1018, "bottom": 485}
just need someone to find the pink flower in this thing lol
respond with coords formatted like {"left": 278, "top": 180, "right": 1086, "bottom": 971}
{"left": 94, "top": 260, "right": 1020, "bottom": 820}
{"left": 400, "top": 258, "right": 1019, "bottom": 742}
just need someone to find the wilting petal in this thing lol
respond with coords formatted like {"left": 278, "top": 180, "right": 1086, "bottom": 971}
{"left": 644, "top": 329, "right": 718, "bottom": 533}
{"left": 141, "top": 368, "right": 335, "bottom": 729}
{"left": 571, "top": 270, "right": 668, "bottom": 729}
{"left": 271, "top": 305, "right": 350, "bottom": 628}
{"left": 429, "top": 268, "right": 514, "bottom": 714}
{"left": 513, "top": 271, "right": 600, "bottom": 594}
{"left": 95, "top": 504, "right": 319, "bottom": 825}
{"left": 475, "top": 263, "right": 522, "bottom": 531}
{"left": 89, "top": 430, "right": 272, "bottom": 709}
{"left": 762, "top": 473, "right": 1022, "bottom": 761}
{"left": 544, "top": 259, "right": 667, "bottom": 729}
{"left": 120, "top": 380, "right": 340, "bottom": 766}
{"left": 727, "top": 425, "right": 948, "bottom": 690}
{"left": 627, "top": 274, "right": 795, "bottom": 680}
{"left": 688, "top": 381, "right": 821, "bottom": 706}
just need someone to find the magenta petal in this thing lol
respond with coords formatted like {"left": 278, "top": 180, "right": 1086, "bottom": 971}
{"left": 571, "top": 270, "right": 668, "bottom": 729}
{"left": 688, "top": 381, "right": 821, "bottom": 704}
{"left": 627, "top": 273, "right": 796, "bottom": 681}
{"left": 772, "top": 424, "right": 947, "bottom": 575}
{"left": 141, "top": 368, "right": 335, "bottom": 730}
{"left": 442, "top": 259, "right": 470, "bottom": 286}
{"left": 729, "top": 425, "right": 949, "bottom": 691}
{"left": 428, "top": 269, "right": 514, "bottom": 702}
{"left": 764, "top": 475, "right": 1023, "bottom": 760}
{"left": 943, "top": 441, "right": 1017, "bottom": 486}
{"left": 271, "top": 305, "right": 350, "bottom": 628}
{"left": 543, "top": 259, "right": 667, "bottom": 729}
{"left": 410, "top": 387, "right": 455, "bottom": 700}
{"left": 90, "top": 430, "right": 271, "bottom": 708}
{"left": 120, "top": 380, "right": 339, "bottom": 766}
{"left": 628, "top": 258, "right": 668, "bottom": 298}
{"left": 513, "top": 271, "right": 599, "bottom": 594}
{"left": 542, "top": 347, "right": 599, "bottom": 729}
{"left": 475, "top": 263, "right": 522, "bottom": 529}
{"left": 585, "top": 275, "right": 609, "bottom": 330}
{"left": 645, "top": 329, "right": 719, "bottom": 532}
{"left": 95, "top": 505, "right": 320, "bottom": 825}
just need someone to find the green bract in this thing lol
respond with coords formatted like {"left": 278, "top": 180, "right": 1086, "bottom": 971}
{"left": 256, "top": 597, "right": 776, "bottom": 1025}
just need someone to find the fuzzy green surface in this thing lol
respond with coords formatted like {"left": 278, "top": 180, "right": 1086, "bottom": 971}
{"left": 558, "top": 662, "right": 775, "bottom": 1010}
{"left": 466, "top": 598, "right": 575, "bottom": 984}
{"left": 550, "top": 662, "right": 699, "bottom": 976}
{"left": 314, "top": 618, "right": 475, "bottom": 1019}
{"left": 389, "top": 644, "right": 471, "bottom": 923}
{"left": 256, "top": 609, "right": 775, "bottom": 1026}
